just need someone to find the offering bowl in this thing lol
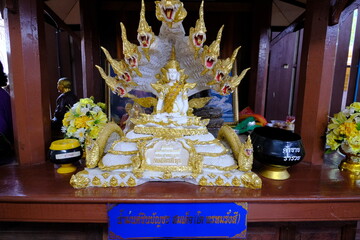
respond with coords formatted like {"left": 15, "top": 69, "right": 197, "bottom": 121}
{"left": 49, "top": 139, "right": 83, "bottom": 174}
{"left": 250, "top": 127, "right": 305, "bottom": 180}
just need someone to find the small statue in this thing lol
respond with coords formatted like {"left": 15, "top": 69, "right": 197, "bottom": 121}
{"left": 151, "top": 48, "right": 196, "bottom": 115}
{"left": 51, "top": 77, "right": 78, "bottom": 136}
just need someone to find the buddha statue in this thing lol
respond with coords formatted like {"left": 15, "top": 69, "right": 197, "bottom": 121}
{"left": 70, "top": 0, "right": 260, "bottom": 189}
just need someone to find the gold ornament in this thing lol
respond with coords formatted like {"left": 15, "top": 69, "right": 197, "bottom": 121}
{"left": 231, "top": 177, "right": 241, "bottom": 187}
{"left": 219, "top": 67, "right": 250, "bottom": 96}
{"left": 238, "top": 135, "right": 254, "bottom": 172}
{"left": 199, "top": 176, "right": 208, "bottom": 186}
{"left": 134, "top": 126, "right": 208, "bottom": 137}
{"left": 189, "top": 1, "right": 206, "bottom": 58}
{"left": 241, "top": 172, "right": 262, "bottom": 189}
{"left": 155, "top": 0, "right": 187, "bottom": 28}
{"left": 208, "top": 46, "right": 241, "bottom": 85}
{"left": 110, "top": 177, "right": 118, "bottom": 187}
{"left": 218, "top": 125, "right": 242, "bottom": 161}
{"left": 188, "top": 97, "right": 211, "bottom": 110}
{"left": 127, "top": 177, "right": 137, "bottom": 187}
{"left": 102, "top": 172, "right": 110, "bottom": 179}
{"left": 120, "top": 22, "right": 142, "bottom": 77}
{"left": 201, "top": 25, "right": 224, "bottom": 75}
{"left": 70, "top": 174, "right": 90, "bottom": 189}
{"left": 92, "top": 176, "right": 101, "bottom": 186}
{"left": 137, "top": 0, "right": 155, "bottom": 61}
{"left": 215, "top": 176, "right": 224, "bottom": 186}
{"left": 85, "top": 122, "right": 124, "bottom": 168}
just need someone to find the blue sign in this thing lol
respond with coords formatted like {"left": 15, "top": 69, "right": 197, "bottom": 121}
{"left": 108, "top": 202, "right": 247, "bottom": 239}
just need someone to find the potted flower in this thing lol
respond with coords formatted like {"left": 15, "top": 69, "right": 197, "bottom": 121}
{"left": 326, "top": 102, "right": 360, "bottom": 173}
{"left": 62, "top": 97, "right": 108, "bottom": 147}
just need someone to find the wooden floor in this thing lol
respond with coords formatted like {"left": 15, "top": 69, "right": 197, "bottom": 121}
{"left": 0, "top": 152, "right": 359, "bottom": 239}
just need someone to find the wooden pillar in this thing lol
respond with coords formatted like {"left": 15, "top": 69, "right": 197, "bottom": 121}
{"left": 79, "top": 0, "right": 103, "bottom": 102}
{"left": 295, "top": 0, "right": 337, "bottom": 165}
{"left": 4, "top": 0, "right": 51, "bottom": 164}
{"left": 330, "top": 11, "right": 353, "bottom": 116}
{"left": 249, "top": 0, "right": 272, "bottom": 115}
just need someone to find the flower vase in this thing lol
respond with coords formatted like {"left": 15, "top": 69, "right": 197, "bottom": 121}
{"left": 339, "top": 143, "right": 360, "bottom": 176}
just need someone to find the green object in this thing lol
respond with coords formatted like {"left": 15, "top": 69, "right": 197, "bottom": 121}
{"left": 235, "top": 117, "right": 261, "bottom": 134}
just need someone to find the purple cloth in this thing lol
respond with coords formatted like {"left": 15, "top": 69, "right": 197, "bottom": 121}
{"left": 0, "top": 88, "right": 13, "bottom": 141}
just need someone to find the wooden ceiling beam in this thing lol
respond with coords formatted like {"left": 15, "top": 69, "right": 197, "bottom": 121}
{"left": 278, "top": 0, "right": 306, "bottom": 9}
{"left": 100, "top": 1, "right": 251, "bottom": 12}
{"left": 330, "top": 0, "right": 350, "bottom": 25}
{"left": 44, "top": 3, "right": 81, "bottom": 44}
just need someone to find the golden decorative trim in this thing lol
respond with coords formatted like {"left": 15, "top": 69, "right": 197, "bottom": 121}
{"left": 217, "top": 125, "right": 241, "bottom": 160}
{"left": 124, "top": 136, "right": 154, "bottom": 142}
{"left": 77, "top": 170, "right": 89, "bottom": 175}
{"left": 224, "top": 173, "right": 233, "bottom": 179}
{"left": 70, "top": 173, "right": 90, "bottom": 189}
{"left": 92, "top": 176, "right": 101, "bottom": 186}
{"left": 163, "top": 171, "right": 173, "bottom": 179}
{"left": 199, "top": 177, "right": 208, "bottom": 186}
{"left": 102, "top": 172, "right": 110, "bottom": 179}
{"left": 241, "top": 172, "right": 262, "bottom": 189}
{"left": 231, "top": 177, "right": 241, "bottom": 186}
{"left": 98, "top": 161, "right": 133, "bottom": 171}
{"left": 86, "top": 122, "right": 124, "bottom": 168}
{"left": 135, "top": 138, "right": 203, "bottom": 174}
{"left": 238, "top": 135, "right": 253, "bottom": 172}
{"left": 119, "top": 173, "right": 128, "bottom": 179}
{"left": 203, "top": 164, "right": 238, "bottom": 171}
{"left": 108, "top": 149, "right": 139, "bottom": 155}
{"left": 207, "top": 173, "right": 216, "bottom": 179}
{"left": 185, "top": 138, "right": 220, "bottom": 145}
{"left": 132, "top": 114, "right": 207, "bottom": 127}
{"left": 198, "top": 149, "right": 228, "bottom": 157}
{"left": 127, "top": 177, "right": 137, "bottom": 186}
{"left": 110, "top": 177, "right": 118, "bottom": 187}
{"left": 134, "top": 126, "right": 208, "bottom": 137}
{"left": 215, "top": 176, "right": 224, "bottom": 186}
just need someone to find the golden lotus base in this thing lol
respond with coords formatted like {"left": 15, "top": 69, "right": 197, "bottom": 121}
{"left": 258, "top": 164, "right": 290, "bottom": 180}
{"left": 339, "top": 160, "right": 360, "bottom": 175}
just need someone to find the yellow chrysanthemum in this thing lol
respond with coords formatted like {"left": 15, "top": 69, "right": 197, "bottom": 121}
{"left": 347, "top": 135, "right": 360, "bottom": 153}
{"left": 74, "top": 116, "right": 91, "bottom": 129}
{"left": 79, "top": 98, "right": 94, "bottom": 105}
{"left": 326, "top": 132, "right": 342, "bottom": 150}
{"left": 338, "top": 122, "right": 357, "bottom": 138}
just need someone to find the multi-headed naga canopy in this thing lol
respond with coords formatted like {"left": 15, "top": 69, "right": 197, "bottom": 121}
{"left": 97, "top": 0, "right": 249, "bottom": 99}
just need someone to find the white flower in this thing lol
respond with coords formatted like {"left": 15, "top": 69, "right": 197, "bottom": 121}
{"left": 74, "top": 128, "right": 87, "bottom": 143}
{"left": 61, "top": 126, "right": 67, "bottom": 133}
{"left": 80, "top": 106, "right": 90, "bottom": 115}
{"left": 91, "top": 106, "right": 102, "bottom": 113}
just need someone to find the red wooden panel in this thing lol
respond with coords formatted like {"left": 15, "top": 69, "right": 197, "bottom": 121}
{"left": 296, "top": 0, "right": 336, "bottom": 165}
{"left": 5, "top": 0, "right": 51, "bottom": 165}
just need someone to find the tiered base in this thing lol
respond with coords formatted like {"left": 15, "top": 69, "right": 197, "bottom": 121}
{"left": 70, "top": 168, "right": 261, "bottom": 189}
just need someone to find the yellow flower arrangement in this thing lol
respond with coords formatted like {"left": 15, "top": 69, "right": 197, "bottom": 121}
{"left": 62, "top": 97, "right": 108, "bottom": 145}
{"left": 326, "top": 102, "right": 360, "bottom": 155}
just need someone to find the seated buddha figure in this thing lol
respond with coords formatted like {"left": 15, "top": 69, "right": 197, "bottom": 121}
{"left": 151, "top": 50, "right": 196, "bottom": 116}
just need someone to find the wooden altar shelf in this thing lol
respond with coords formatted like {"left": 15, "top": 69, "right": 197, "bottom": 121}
{"left": 0, "top": 153, "right": 360, "bottom": 224}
